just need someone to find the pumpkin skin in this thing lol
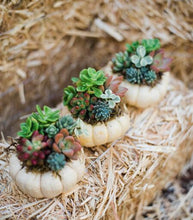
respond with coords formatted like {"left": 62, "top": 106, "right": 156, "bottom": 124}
{"left": 103, "top": 62, "right": 170, "bottom": 108}
{"left": 9, "top": 153, "right": 85, "bottom": 198}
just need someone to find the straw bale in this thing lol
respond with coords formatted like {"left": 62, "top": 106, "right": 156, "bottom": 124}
{"left": 0, "top": 75, "right": 193, "bottom": 219}
{"left": 0, "top": 0, "right": 193, "bottom": 137}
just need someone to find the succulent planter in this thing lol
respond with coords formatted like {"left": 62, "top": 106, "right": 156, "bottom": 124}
{"left": 109, "top": 39, "right": 172, "bottom": 108}
{"left": 9, "top": 152, "right": 85, "bottom": 198}
{"left": 63, "top": 68, "right": 130, "bottom": 147}
{"left": 9, "top": 105, "right": 85, "bottom": 198}
{"left": 61, "top": 106, "right": 130, "bottom": 147}
{"left": 104, "top": 63, "right": 170, "bottom": 108}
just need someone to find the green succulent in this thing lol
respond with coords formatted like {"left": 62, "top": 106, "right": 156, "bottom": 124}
{"left": 56, "top": 115, "right": 77, "bottom": 135}
{"left": 112, "top": 51, "right": 130, "bottom": 72}
{"left": 17, "top": 116, "right": 39, "bottom": 138}
{"left": 100, "top": 89, "right": 120, "bottom": 108}
{"left": 74, "top": 68, "right": 106, "bottom": 97}
{"left": 126, "top": 41, "right": 140, "bottom": 53}
{"left": 63, "top": 85, "right": 77, "bottom": 106}
{"left": 45, "top": 125, "right": 59, "bottom": 138}
{"left": 32, "top": 105, "right": 60, "bottom": 131}
{"left": 131, "top": 45, "right": 153, "bottom": 68}
{"left": 47, "top": 152, "right": 66, "bottom": 171}
{"left": 74, "top": 118, "right": 88, "bottom": 136}
{"left": 92, "top": 100, "right": 112, "bottom": 122}
{"left": 125, "top": 67, "right": 143, "bottom": 84}
{"left": 69, "top": 92, "right": 97, "bottom": 121}
{"left": 143, "top": 70, "right": 157, "bottom": 84}
{"left": 141, "top": 39, "right": 160, "bottom": 53}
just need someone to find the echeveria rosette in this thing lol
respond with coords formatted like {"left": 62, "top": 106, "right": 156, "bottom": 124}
{"left": 130, "top": 45, "right": 153, "bottom": 68}
{"left": 73, "top": 68, "right": 106, "bottom": 97}
{"left": 53, "top": 128, "right": 81, "bottom": 160}
{"left": 17, "top": 116, "right": 39, "bottom": 139}
{"left": 112, "top": 51, "right": 130, "bottom": 72}
{"left": 100, "top": 89, "right": 120, "bottom": 108}
{"left": 32, "top": 105, "right": 60, "bottom": 133}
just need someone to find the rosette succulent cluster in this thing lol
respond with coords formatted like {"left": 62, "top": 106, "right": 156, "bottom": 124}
{"left": 63, "top": 68, "right": 127, "bottom": 124}
{"left": 16, "top": 131, "right": 52, "bottom": 167}
{"left": 112, "top": 39, "right": 172, "bottom": 86}
{"left": 16, "top": 105, "right": 83, "bottom": 172}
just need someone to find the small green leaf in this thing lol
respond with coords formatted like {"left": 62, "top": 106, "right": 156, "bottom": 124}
{"left": 131, "top": 55, "right": 140, "bottom": 64}
{"left": 92, "top": 87, "right": 103, "bottom": 97}
{"left": 71, "top": 77, "right": 79, "bottom": 83}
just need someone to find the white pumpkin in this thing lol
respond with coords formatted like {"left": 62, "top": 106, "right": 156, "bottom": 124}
{"left": 9, "top": 152, "right": 85, "bottom": 198}
{"left": 103, "top": 62, "right": 170, "bottom": 108}
{"left": 61, "top": 107, "right": 130, "bottom": 147}
{"left": 77, "top": 113, "right": 130, "bottom": 147}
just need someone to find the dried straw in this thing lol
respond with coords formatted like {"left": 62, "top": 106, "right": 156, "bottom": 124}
{"left": 0, "top": 75, "right": 193, "bottom": 219}
{"left": 1, "top": 0, "right": 193, "bottom": 136}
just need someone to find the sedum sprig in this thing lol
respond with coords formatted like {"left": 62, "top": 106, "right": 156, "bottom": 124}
{"left": 17, "top": 116, "right": 39, "bottom": 139}
{"left": 100, "top": 89, "right": 120, "bottom": 108}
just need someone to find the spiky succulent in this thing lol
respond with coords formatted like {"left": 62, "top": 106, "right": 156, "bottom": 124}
{"left": 53, "top": 129, "right": 81, "bottom": 160}
{"left": 143, "top": 70, "right": 157, "bottom": 84}
{"left": 92, "top": 100, "right": 112, "bottom": 122}
{"left": 100, "top": 89, "right": 120, "bottom": 108}
{"left": 16, "top": 131, "right": 52, "bottom": 167}
{"left": 17, "top": 116, "right": 39, "bottom": 139}
{"left": 63, "top": 85, "right": 77, "bottom": 106}
{"left": 72, "top": 68, "right": 106, "bottom": 97}
{"left": 126, "top": 67, "right": 157, "bottom": 85}
{"left": 56, "top": 115, "right": 77, "bottom": 135}
{"left": 32, "top": 105, "right": 60, "bottom": 132}
{"left": 68, "top": 92, "right": 97, "bottom": 120}
{"left": 125, "top": 67, "right": 142, "bottom": 84}
{"left": 45, "top": 125, "right": 59, "bottom": 138}
{"left": 130, "top": 45, "right": 153, "bottom": 68}
{"left": 105, "top": 74, "right": 128, "bottom": 97}
{"left": 112, "top": 51, "right": 130, "bottom": 72}
{"left": 47, "top": 152, "right": 66, "bottom": 171}
{"left": 150, "top": 49, "right": 172, "bottom": 73}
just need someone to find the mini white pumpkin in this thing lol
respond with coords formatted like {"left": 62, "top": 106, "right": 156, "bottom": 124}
{"left": 61, "top": 106, "right": 130, "bottom": 147}
{"left": 103, "top": 62, "right": 170, "bottom": 108}
{"left": 9, "top": 152, "right": 85, "bottom": 198}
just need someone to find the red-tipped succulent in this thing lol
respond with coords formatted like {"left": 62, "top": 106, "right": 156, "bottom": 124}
{"left": 105, "top": 74, "right": 128, "bottom": 97}
{"left": 16, "top": 131, "right": 53, "bottom": 166}
{"left": 53, "top": 129, "right": 81, "bottom": 160}
{"left": 150, "top": 49, "right": 172, "bottom": 73}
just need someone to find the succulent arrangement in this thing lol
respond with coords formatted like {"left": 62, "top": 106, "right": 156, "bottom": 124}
{"left": 112, "top": 39, "right": 172, "bottom": 86}
{"left": 63, "top": 67, "right": 128, "bottom": 124}
{"left": 16, "top": 105, "right": 82, "bottom": 172}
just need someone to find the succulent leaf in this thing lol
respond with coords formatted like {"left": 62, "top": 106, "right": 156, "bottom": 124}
{"left": 144, "top": 70, "right": 157, "bottom": 84}
{"left": 125, "top": 67, "right": 142, "bottom": 84}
